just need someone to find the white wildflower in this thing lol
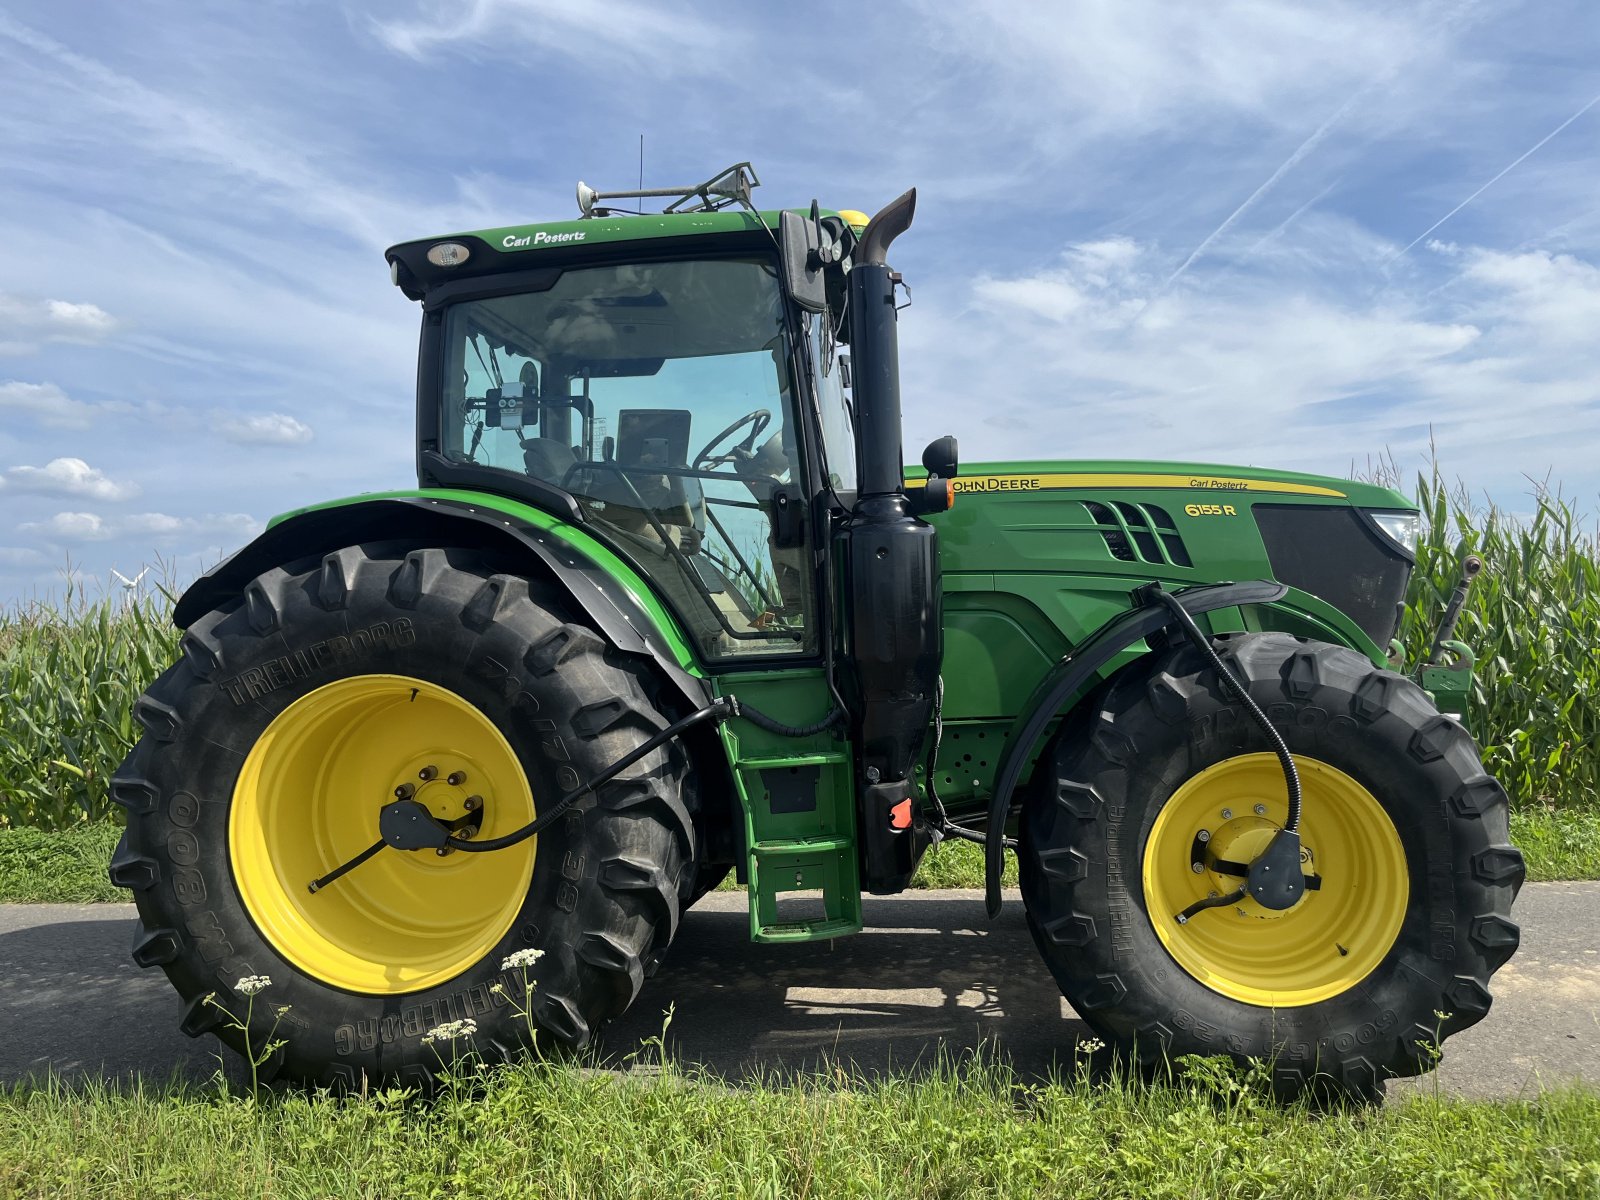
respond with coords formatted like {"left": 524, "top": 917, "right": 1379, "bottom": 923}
{"left": 236, "top": 975, "right": 272, "bottom": 996}
{"left": 1076, "top": 1037, "right": 1106, "bottom": 1055}
{"left": 421, "top": 1018, "right": 478, "bottom": 1045}
{"left": 489, "top": 983, "right": 506, "bottom": 996}
{"left": 501, "top": 949, "right": 545, "bottom": 970}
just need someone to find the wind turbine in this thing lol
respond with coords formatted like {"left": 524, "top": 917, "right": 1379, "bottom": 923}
{"left": 110, "top": 566, "right": 150, "bottom": 610}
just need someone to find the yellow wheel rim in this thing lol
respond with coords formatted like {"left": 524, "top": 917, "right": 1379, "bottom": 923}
{"left": 1143, "top": 753, "right": 1407, "bottom": 1007}
{"left": 230, "top": 674, "right": 537, "bottom": 995}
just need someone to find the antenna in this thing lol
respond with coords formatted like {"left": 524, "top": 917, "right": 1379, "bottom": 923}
{"left": 576, "top": 162, "right": 760, "bottom": 219}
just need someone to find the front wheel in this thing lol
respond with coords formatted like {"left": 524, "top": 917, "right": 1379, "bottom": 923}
{"left": 1020, "top": 633, "right": 1523, "bottom": 1101}
{"left": 110, "top": 544, "right": 694, "bottom": 1090}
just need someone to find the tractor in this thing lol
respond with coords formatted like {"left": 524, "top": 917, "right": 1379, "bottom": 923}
{"left": 111, "top": 164, "right": 1522, "bottom": 1100}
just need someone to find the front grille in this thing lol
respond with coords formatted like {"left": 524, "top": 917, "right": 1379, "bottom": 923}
{"left": 1253, "top": 505, "right": 1412, "bottom": 646}
{"left": 1085, "top": 501, "right": 1193, "bottom": 567}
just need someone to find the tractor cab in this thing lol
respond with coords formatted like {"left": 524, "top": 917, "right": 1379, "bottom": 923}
{"left": 386, "top": 166, "right": 874, "bottom": 666}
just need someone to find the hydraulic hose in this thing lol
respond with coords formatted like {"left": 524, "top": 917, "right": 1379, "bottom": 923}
{"left": 1150, "top": 589, "right": 1302, "bottom": 833}
{"left": 308, "top": 694, "right": 845, "bottom": 891}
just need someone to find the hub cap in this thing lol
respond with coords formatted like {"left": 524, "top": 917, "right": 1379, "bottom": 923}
{"left": 230, "top": 674, "right": 537, "bottom": 995}
{"left": 1143, "top": 753, "right": 1407, "bottom": 1006}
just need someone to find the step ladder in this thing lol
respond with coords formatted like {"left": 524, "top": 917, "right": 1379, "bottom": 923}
{"left": 735, "top": 751, "right": 862, "bottom": 942}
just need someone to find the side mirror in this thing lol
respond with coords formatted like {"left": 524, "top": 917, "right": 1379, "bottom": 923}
{"left": 779, "top": 208, "right": 828, "bottom": 313}
{"left": 922, "top": 435, "right": 959, "bottom": 479}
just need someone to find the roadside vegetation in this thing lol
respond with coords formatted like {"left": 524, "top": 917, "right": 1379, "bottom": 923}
{"left": 4, "top": 1048, "right": 1599, "bottom": 1198}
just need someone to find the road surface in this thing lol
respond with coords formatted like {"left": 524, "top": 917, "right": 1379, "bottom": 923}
{"left": 2, "top": 884, "right": 1593, "bottom": 1098}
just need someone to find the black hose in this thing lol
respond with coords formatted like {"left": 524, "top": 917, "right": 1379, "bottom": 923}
{"left": 448, "top": 701, "right": 732, "bottom": 853}
{"left": 1150, "top": 590, "right": 1302, "bottom": 832}
{"left": 922, "top": 675, "right": 1015, "bottom": 849}
{"left": 310, "top": 693, "right": 846, "bottom": 889}
{"left": 447, "top": 695, "right": 842, "bottom": 854}
{"left": 726, "top": 697, "right": 846, "bottom": 738}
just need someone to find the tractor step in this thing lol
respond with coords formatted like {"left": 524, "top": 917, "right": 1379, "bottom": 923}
{"left": 735, "top": 752, "right": 862, "bottom": 943}
{"left": 748, "top": 837, "right": 862, "bottom": 941}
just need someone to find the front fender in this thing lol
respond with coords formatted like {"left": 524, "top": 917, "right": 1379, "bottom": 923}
{"left": 982, "top": 579, "right": 1289, "bottom": 915}
{"left": 174, "top": 491, "right": 708, "bottom": 710}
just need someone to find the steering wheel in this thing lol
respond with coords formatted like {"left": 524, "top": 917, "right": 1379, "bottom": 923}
{"left": 692, "top": 409, "right": 771, "bottom": 471}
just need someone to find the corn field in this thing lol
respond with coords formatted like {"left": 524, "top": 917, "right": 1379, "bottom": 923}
{"left": 2, "top": 474, "right": 1597, "bottom": 830}
{"left": 1394, "top": 469, "right": 1600, "bottom": 814}
{"left": 1, "top": 587, "right": 179, "bottom": 828}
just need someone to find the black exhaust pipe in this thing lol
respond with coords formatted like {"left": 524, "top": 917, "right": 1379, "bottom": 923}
{"left": 840, "top": 189, "right": 942, "bottom": 893}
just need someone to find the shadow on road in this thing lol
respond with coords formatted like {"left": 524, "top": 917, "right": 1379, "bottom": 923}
{"left": 603, "top": 893, "right": 1091, "bottom": 1083}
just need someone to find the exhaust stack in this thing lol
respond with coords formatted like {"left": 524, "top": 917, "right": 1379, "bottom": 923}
{"left": 839, "top": 189, "right": 942, "bottom": 893}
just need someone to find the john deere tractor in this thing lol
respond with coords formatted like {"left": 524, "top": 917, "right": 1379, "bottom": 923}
{"left": 112, "top": 164, "right": 1521, "bottom": 1100}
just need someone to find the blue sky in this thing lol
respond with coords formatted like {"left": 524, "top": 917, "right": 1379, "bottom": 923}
{"left": 1, "top": 0, "right": 1597, "bottom": 601}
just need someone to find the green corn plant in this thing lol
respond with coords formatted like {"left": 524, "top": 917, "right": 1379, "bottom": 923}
{"left": 0, "top": 580, "right": 180, "bottom": 829}
{"left": 1391, "top": 465, "right": 1600, "bottom": 812}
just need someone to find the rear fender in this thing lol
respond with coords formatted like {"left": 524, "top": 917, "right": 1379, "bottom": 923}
{"left": 173, "top": 493, "right": 709, "bottom": 712}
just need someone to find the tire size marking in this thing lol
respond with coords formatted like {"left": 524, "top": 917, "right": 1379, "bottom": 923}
{"left": 1105, "top": 801, "right": 1134, "bottom": 962}
{"left": 333, "top": 974, "right": 514, "bottom": 1055}
{"left": 217, "top": 619, "right": 417, "bottom": 705}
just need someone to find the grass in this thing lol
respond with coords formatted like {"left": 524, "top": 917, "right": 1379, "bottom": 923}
{"left": 2, "top": 1052, "right": 1598, "bottom": 1198}
{"left": 0, "top": 823, "right": 123, "bottom": 902}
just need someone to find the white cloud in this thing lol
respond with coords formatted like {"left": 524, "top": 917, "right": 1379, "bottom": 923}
{"left": 0, "top": 292, "right": 117, "bottom": 356}
{"left": 0, "top": 457, "right": 137, "bottom": 500}
{"left": 22, "top": 511, "right": 108, "bottom": 540}
{"left": 0, "top": 380, "right": 109, "bottom": 429}
{"left": 372, "top": 0, "right": 728, "bottom": 68}
{"left": 0, "top": 546, "right": 46, "bottom": 566}
{"left": 902, "top": 229, "right": 1600, "bottom": 496}
{"left": 21, "top": 510, "right": 260, "bottom": 543}
{"left": 218, "top": 412, "right": 314, "bottom": 446}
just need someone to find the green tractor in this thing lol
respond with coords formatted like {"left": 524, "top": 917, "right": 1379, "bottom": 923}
{"left": 112, "top": 164, "right": 1521, "bottom": 1100}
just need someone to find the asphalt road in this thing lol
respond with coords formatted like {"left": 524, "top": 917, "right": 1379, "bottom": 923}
{"left": 2, "top": 884, "right": 1594, "bottom": 1099}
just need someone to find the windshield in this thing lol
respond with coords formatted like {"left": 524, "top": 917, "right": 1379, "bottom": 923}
{"left": 439, "top": 256, "right": 814, "bottom": 661}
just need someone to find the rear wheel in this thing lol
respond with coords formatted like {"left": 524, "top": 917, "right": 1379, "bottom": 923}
{"left": 1020, "top": 633, "right": 1523, "bottom": 1101}
{"left": 110, "top": 544, "right": 694, "bottom": 1090}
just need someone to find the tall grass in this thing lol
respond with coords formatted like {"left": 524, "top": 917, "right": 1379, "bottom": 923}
{"left": 0, "top": 584, "right": 178, "bottom": 828}
{"left": 1390, "top": 467, "right": 1600, "bottom": 812}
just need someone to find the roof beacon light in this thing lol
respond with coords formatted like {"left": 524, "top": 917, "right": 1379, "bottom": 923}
{"left": 426, "top": 242, "right": 472, "bottom": 268}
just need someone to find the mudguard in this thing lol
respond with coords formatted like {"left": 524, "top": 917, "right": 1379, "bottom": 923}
{"left": 173, "top": 493, "right": 710, "bottom": 712}
{"left": 983, "top": 579, "right": 1288, "bottom": 915}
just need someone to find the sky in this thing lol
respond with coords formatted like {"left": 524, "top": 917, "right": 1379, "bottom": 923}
{"left": 1, "top": 0, "right": 1597, "bottom": 602}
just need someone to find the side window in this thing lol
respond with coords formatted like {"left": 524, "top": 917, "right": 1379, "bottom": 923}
{"left": 811, "top": 312, "right": 856, "bottom": 493}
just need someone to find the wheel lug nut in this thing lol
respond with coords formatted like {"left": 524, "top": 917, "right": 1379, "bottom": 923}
{"left": 418, "top": 765, "right": 438, "bottom": 781}
{"left": 394, "top": 783, "right": 414, "bottom": 799}
{"left": 1197, "top": 829, "right": 1211, "bottom": 842}
{"left": 1221, "top": 808, "right": 1233, "bottom": 820}
{"left": 463, "top": 795, "right": 482, "bottom": 812}
{"left": 447, "top": 771, "right": 467, "bottom": 786}
{"left": 1191, "top": 862, "right": 1205, "bottom": 874}
{"left": 1254, "top": 804, "right": 1267, "bottom": 816}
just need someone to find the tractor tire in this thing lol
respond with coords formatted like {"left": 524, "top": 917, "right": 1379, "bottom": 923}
{"left": 1019, "top": 632, "right": 1523, "bottom": 1102}
{"left": 109, "top": 543, "right": 694, "bottom": 1091}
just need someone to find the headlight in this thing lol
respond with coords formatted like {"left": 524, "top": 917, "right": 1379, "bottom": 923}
{"left": 1368, "top": 510, "right": 1420, "bottom": 555}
